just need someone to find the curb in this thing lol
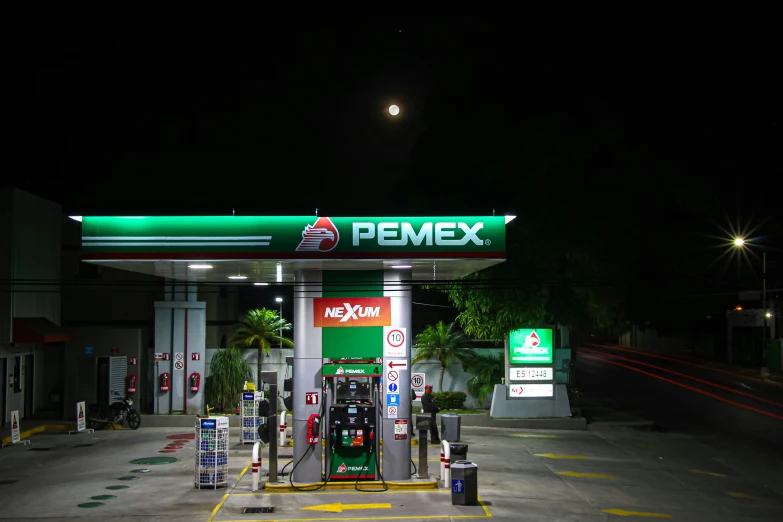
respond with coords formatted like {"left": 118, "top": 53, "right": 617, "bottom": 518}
{"left": 1, "top": 423, "right": 125, "bottom": 444}
{"left": 264, "top": 479, "right": 439, "bottom": 492}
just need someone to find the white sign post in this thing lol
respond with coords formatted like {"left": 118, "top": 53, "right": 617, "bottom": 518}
{"left": 174, "top": 352, "right": 184, "bottom": 371}
{"left": 70, "top": 401, "right": 94, "bottom": 435}
{"left": 11, "top": 410, "right": 20, "bottom": 443}
{"left": 3, "top": 410, "right": 30, "bottom": 447}
{"left": 383, "top": 327, "right": 407, "bottom": 358}
{"left": 411, "top": 373, "right": 426, "bottom": 397}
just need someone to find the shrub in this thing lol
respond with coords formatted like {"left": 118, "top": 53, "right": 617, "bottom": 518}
{"left": 431, "top": 391, "right": 467, "bottom": 410}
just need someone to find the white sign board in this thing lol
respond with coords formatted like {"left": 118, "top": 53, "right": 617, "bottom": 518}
{"left": 216, "top": 416, "right": 229, "bottom": 429}
{"left": 11, "top": 410, "right": 21, "bottom": 443}
{"left": 173, "top": 360, "right": 185, "bottom": 371}
{"left": 508, "top": 384, "right": 554, "bottom": 398}
{"left": 509, "top": 367, "right": 553, "bottom": 382}
{"left": 77, "top": 401, "right": 86, "bottom": 432}
{"left": 387, "top": 406, "right": 397, "bottom": 418}
{"left": 174, "top": 352, "right": 184, "bottom": 362}
{"left": 411, "top": 373, "right": 426, "bottom": 397}
{"left": 383, "top": 326, "right": 407, "bottom": 358}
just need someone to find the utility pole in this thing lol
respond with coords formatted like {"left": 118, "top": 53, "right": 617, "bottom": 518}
{"left": 762, "top": 252, "right": 767, "bottom": 367}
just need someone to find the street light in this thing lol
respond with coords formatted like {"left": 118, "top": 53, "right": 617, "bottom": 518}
{"left": 275, "top": 297, "right": 283, "bottom": 349}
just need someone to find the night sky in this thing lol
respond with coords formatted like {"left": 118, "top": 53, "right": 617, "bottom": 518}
{"left": 10, "top": 12, "right": 782, "bottom": 315}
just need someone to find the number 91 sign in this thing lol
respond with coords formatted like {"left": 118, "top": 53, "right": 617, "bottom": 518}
{"left": 383, "top": 326, "right": 407, "bottom": 358}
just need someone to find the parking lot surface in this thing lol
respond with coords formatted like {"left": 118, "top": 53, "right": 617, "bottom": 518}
{"left": 1, "top": 425, "right": 782, "bottom": 521}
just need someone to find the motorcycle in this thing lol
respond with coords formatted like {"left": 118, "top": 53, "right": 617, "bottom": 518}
{"left": 87, "top": 393, "right": 141, "bottom": 430}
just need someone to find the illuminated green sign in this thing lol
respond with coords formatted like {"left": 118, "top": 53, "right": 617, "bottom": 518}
{"left": 509, "top": 328, "right": 553, "bottom": 364}
{"left": 322, "top": 364, "right": 382, "bottom": 377}
{"left": 80, "top": 216, "right": 507, "bottom": 259}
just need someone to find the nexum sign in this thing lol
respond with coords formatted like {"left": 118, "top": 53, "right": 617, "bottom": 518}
{"left": 352, "top": 222, "right": 485, "bottom": 247}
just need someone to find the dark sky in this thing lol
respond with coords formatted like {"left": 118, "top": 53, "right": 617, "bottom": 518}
{"left": 10, "top": 12, "right": 782, "bottom": 298}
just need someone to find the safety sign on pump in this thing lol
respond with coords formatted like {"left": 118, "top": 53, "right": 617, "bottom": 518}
{"left": 386, "top": 394, "right": 400, "bottom": 407}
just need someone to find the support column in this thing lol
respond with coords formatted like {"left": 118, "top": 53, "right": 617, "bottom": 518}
{"left": 154, "top": 280, "right": 206, "bottom": 415}
{"left": 382, "top": 269, "right": 412, "bottom": 480}
{"left": 292, "top": 270, "right": 323, "bottom": 483}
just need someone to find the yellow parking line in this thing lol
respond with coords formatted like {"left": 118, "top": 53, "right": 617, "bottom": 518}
{"left": 726, "top": 491, "right": 764, "bottom": 500}
{"left": 535, "top": 453, "right": 587, "bottom": 460}
{"left": 690, "top": 469, "right": 727, "bottom": 477}
{"left": 510, "top": 434, "right": 556, "bottom": 438}
{"left": 557, "top": 471, "right": 614, "bottom": 479}
{"left": 206, "top": 493, "right": 230, "bottom": 522}
{"left": 602, "top": 509, "right": 671, "bottom": 518}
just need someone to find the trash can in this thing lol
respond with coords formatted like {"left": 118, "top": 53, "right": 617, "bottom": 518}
{"left": 450, "top": 443, "right": 468, "bottom": 462}
{"left": 441, "top": 413, "right": 461, "bottom": 441}
{"left": 451, "top": 460, "right": 478, "bottom": 506}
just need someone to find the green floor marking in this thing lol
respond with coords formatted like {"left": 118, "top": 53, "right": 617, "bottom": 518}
{"left": 78, "top": 502, "right": 104, "bottom": 508}
{"left": 106, "top": 485, "right": 130, "bottom": 490}
{"left": 129, "top": 457, "right": 179, "bottom": 465}
{"left": 91, "top": 495, "right": 118, "bottom": 500}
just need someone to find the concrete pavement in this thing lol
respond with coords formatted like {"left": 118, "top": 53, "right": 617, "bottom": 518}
{"left": 2, "top": 424, "right": 783, "bottom": 521}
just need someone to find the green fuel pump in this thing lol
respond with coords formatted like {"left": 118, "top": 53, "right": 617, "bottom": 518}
{"left": 325, "top": 372, "right": 382, "bottom": 481}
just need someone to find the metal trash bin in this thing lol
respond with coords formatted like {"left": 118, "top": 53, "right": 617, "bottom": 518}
{"left": 451, "top": 460, "right": 478, "bottom": 506}
{"left": 450, "top": 443, "right": 468, "bottom": 462}
{"left": 441, "top": 413, "right": 461, "bottom": 441}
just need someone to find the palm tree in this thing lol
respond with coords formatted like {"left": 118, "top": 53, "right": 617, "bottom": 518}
{"left": 412, "top": 321, "right": 472, "bottom": 391}
{"left": 459, "top": 350, "right": 503, "bottom": 405}
{"left": 229, "top": 308, "right": 293, "bottom": 382}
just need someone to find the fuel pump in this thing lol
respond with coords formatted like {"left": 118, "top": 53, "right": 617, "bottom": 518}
{"left": 325, "top": 377, "right": 381, "bottom": 481}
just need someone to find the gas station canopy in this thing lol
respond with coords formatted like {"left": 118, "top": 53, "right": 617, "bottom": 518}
{"left": 76, "top": 215, "right": 513, "bottom": 282}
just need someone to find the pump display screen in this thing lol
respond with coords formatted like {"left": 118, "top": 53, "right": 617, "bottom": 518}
{"left": 336, "top": 380, "right": 371, "bottom": 403}
{"left": 347, "top": 406, "right": 357, "bottom": 414}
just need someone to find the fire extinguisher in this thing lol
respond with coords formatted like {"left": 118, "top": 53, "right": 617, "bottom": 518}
{"left": 126, "top": 373, "right": 137, "bottom": 394}
{"left": 159, "top": 372, "right": 170, "bottom": 392}
{"left": 189, "top": 372, "right": 200, "bottom": 392}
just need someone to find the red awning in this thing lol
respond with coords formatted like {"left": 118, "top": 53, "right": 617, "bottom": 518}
{"left": 13, "top": 318, "right": 71, "bottom": 344}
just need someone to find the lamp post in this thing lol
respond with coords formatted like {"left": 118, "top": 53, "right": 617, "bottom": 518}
{"left": 275, "top": 297, "right": 283, "bottom": 349}
{"left": 733, "top": 238, "right": 768, "bottom": 367}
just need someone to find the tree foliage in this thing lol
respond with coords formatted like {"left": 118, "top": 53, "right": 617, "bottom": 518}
{"left": 205, "top": 347, "right": 252, "bottom": 413}
{"left": 412, "top": 321, "right": 472, "bottom": 391}
{"left": 229, "top": 308, "right": 293, "bottom": 380}
{"left": 459, "top": 350, "right": 504, "bottom": 405}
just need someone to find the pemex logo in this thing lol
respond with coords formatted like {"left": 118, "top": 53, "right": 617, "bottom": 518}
{"left": 337, "top": 463, "right": 347, "bottom": 473}
{"left": 296, "top": 217, "right": 340, "bottom": 252}
{"left": 523, "top": 331, "right": 541, "bottom": 348}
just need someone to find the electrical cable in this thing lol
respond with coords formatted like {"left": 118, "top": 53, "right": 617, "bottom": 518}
{"left": 411, "top": 459, "right": 417, "bottom": 476}
{"left": 287, "top": 390, "right": 330, "bottom": 491}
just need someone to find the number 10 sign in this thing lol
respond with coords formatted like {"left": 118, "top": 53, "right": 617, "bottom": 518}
{"left": 383, "top": 327, "right": 407, "bottom": 358}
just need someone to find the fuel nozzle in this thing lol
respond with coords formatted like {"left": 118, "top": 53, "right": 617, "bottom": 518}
{"left": 369, "top": 428, "right": 374, "bottom": 441}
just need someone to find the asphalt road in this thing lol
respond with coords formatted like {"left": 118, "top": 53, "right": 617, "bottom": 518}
{"left": 576, "top": 344, "right": 783, "bottom": 458}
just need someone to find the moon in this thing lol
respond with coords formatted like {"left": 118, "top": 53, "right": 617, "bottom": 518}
{"left": 388, "top": 104, "right": 400, "bottom": 116}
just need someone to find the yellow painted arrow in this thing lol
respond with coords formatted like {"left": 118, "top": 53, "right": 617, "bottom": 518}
{"left": 557, "top": 471, "right": 614, "bottom": 479}
{"left": 535, "top": 453, "right": 587, "bottom": 460}
{"left": 301, "top": 502, "right": 392, "bottom": 513}
{"left": 690, "top": 469, "right": 726, "bottom": 477}
{"left": 602, "top": 509, "right": 671, "bottom": 518}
